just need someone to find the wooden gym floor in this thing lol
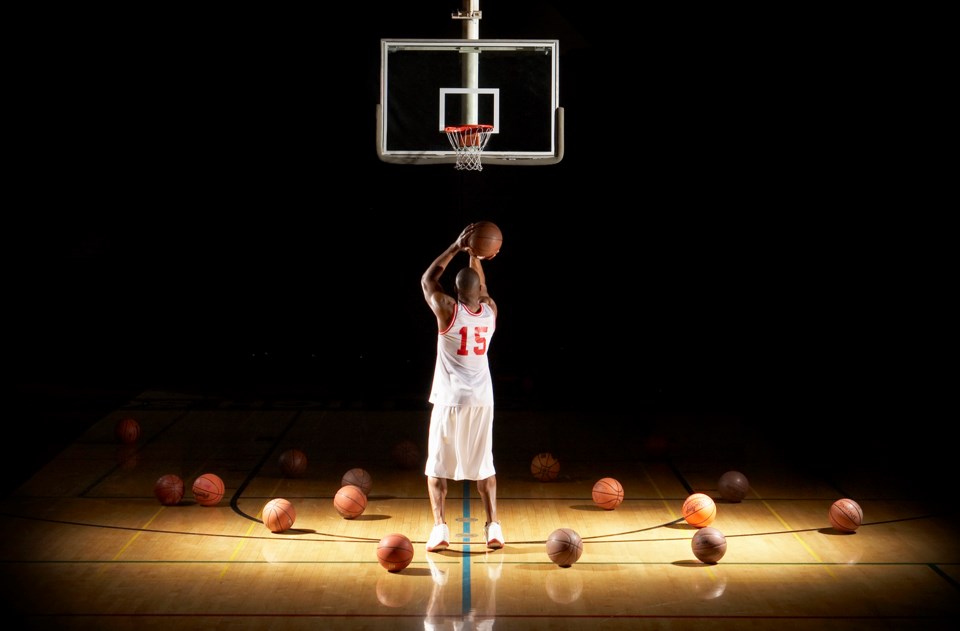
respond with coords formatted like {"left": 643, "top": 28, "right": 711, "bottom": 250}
{"left": 2, "top": 387, "right": 957, "bottom": 630}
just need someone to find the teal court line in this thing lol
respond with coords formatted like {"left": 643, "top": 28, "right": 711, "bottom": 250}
{"left": 462, "top": 479, "right": 472, "bottom": 615}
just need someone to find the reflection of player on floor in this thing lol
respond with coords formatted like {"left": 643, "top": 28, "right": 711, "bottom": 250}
{"left": 424, "top": 554, "right": 501, "bottom": 630}
{"left": 421, "top": 224, "right": 504, "bottom": 552}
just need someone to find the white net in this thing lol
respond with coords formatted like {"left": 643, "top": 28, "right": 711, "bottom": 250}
{"left": 444, "top": 125, "right": 494, "bottom": 171}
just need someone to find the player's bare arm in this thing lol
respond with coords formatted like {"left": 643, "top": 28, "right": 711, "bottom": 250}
{"left": 421, "top": 226, "right": 472, "bottom": 328}
{"left": 470, "top": 255, "right": 497, "bottom": 317}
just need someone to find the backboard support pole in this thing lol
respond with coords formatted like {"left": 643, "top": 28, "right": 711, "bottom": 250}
{"left": 454, "top": 1, "right": 481, "bottom": 125}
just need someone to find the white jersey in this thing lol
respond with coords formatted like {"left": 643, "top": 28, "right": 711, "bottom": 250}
{"left": 429, "top": 301, "right": 495, "bottom": 407}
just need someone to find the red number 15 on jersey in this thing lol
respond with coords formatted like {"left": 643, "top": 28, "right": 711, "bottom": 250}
{"left": 457, "top": 326, "right": 489, "bottom": 356}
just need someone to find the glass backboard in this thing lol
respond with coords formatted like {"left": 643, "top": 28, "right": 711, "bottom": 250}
{"left": 377, "top": 39, "right": 563, "bottom": 165}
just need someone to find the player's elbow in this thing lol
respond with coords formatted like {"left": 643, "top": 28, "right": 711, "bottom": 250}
{"left": 420, "top": 276, "right": 434, "bottom": 295}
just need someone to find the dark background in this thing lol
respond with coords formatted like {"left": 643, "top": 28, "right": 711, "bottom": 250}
{"left": 10, "top": 3, "right": 945, "bottom": 490}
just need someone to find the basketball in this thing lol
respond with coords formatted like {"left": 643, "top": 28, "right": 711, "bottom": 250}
{"left": 592, "top": 477, "right": 624, "bottom": 510}
{"left": 341, "top": 467, "right": 373, "bottom": 496}
{"left": 829, "top": 498, "right": 863, "bottom": 533}
{"left": 153, "top": 474, "right": 184, "bottom": 506}
{"left": 682, "top": 492, "right": 717, "bottom": 528}
{"left": 278, "top": 448, "right": 308, "bottom": 478}
{"left": 691, "top": 526, "right": 727, "bottom": 564}
{"left": 334, "top": 484, "right": 367, "bottom": 519}
{"left": 718, "top": 470, "right": 750, "bottom": 502}
{"left": 262, "top": 498, "right": 296, "bottom": 533}
{"left": 531, "top": 452, "right": 560, "bottom": 482}
{"left": 546, "top": 527, "right": 583, "bottom": 567}
{"left": 114, "top": 418, "right": 140, "bottom": 444}
{"left": 377, "top": 533, "right": 414, "bottom": 572}
{"left": 468, "top": 221, "right": 502, "bottom": 259}
{"left": 192, "top": 473, "right": 225, "bottom": 507}
{"left": 392, "top": 440, "right": 421, "bottom": 470}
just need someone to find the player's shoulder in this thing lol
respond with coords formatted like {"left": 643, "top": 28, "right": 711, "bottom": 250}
{"left": 431, "top": 290, "right": 457, "bottom": 307}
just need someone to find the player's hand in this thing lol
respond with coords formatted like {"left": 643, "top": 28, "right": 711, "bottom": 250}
{"left": 457, "top": 223, "right": 476, "bottom": 252}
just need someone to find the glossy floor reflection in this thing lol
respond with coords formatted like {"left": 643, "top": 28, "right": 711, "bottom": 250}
{"left": 1, "top": 390, "right": 957, "bottom": 630}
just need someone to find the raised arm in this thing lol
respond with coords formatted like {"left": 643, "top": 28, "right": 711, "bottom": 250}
{"left": 421, "top": 225, "right": 473, "bottom": 329}
{"left": 470, "top": 254, "right": 497, "bottom": 318}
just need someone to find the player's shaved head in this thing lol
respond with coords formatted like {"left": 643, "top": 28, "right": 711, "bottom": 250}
{"left": 455, "top": 267, "right": 480, "bottom": 297}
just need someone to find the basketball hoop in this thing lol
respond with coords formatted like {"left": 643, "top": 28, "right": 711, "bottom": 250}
{"left": 444, "top": 124, "right": 494, "bottom": 171}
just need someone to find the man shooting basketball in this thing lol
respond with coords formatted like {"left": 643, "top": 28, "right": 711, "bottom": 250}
{"left": 421, "top": 223, "right": 503, "bottom": 552}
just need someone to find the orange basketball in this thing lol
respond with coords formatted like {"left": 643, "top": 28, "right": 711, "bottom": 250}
{"left": 262, "top": 498, "right": 296, "bottom": 533}
{"left": 192, "top": 473, "right": 225, "bottom": 507}
{"left": 531, "top": 452, "right": 560, "bottom": 482}
{"left": 468, "top": 221, "right": 503, "bottom": 259}
{"left": 546, "top": 528, "right": 583, "bottom": 567}
{"left": 682, "top": 493, "right": 716, "bottom": 528}
{"left": 691, "top": 526, "right": 727, "bottom": 564}
{"left": 592, "top": 477, "right": 624, "bottom": 510}
{"left": 278, "top": 448, "right": 308, "bottom": 478}
{"left": 829, "top": 498, "right": 863, "bottom": 533}
{"left": 334, "top": 484, "right": 367, "bottom": 519}
{"left": 341, "top": 467, "right": 373, "bottom": 496}
{"left": 377, "top": 533, "right": 414, "bottom": 572}
{"left": 153, "top": 474, "right": 184, "bottom": 506}
{"left": 114, "top": 418, "right": 140, "bottom": 444}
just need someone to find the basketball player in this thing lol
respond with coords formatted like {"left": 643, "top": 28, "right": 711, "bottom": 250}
{"left": 421, "top": 223, "right": 503, "bottom": 552}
